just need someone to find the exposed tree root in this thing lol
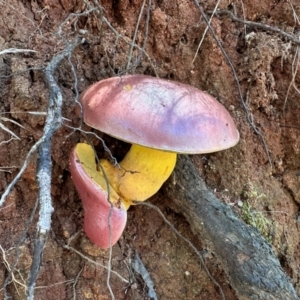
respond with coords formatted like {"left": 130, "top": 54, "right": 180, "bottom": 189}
{"left": 164, "top": 155, "right": 299, "bottom": 300}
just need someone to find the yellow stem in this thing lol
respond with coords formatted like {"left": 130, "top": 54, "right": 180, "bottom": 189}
{"left": 100, "top": 144, "right": 177, "bottom": 209}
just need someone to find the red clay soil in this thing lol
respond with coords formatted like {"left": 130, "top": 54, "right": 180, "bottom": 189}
{"left": 0, "top": 0, "right": 300, "bottom": 299}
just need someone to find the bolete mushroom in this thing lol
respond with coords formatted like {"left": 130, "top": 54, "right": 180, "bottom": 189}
{"left": 70, "top": 143, "right": 127, "bottom": 248}
{"left": 70, "top": 75, "right": 239, "bottom": 248}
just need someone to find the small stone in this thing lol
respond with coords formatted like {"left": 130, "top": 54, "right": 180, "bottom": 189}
{"left": 237, "top": 200, "right": 243, "bottom": 207}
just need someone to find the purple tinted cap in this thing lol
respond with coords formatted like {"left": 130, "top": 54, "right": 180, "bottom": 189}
{"left": 79, "top": 75, "right": 239, "bottom": 154}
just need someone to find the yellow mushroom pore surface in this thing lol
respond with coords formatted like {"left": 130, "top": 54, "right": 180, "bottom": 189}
{"left": 99, "top": 144, "right": 177, "bottom": 207}
{"left": 74, "top": 143, "right": 121, "bottom": 206}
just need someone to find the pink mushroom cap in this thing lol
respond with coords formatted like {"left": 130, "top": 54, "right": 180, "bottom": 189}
{"left": 79, "top": 75, "right": 239, "bottom": 153}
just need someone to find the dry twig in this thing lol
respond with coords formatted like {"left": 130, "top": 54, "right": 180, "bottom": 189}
{"left": 211, "top": 9, "right": 300, "bottom": 47}
{"left": 132, "top": 253, "right": 158, "bottom": 300}
{"left": 26, "top": 36, "right": 83, "bottom": 300}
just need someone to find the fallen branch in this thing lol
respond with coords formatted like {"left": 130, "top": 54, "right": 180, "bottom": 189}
{"left": 164, "top": 155, "right": 299, "bottom": 300}
{"left": 26, "top": 36, "right": 82, "bottom": 300}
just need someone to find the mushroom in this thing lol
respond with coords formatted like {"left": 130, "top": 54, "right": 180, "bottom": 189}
{"left": 70, "top": 75, "right": 239, "bottom": 248}
{"left": 70, "top": 143, "right": 127, "bottom": 249}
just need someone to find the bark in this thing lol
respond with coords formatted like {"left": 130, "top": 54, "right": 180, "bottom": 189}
{"left": 164, "top": 155, "right": 299, "bottom": 300}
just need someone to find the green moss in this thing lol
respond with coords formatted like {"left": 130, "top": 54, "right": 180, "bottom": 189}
{"left": 241, "top": 201, "right": 272, "bottom": 242}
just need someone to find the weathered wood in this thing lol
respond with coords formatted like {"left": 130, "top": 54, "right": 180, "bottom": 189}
{"left": 164, "top": 155, "right": 299, "bottom": 300}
